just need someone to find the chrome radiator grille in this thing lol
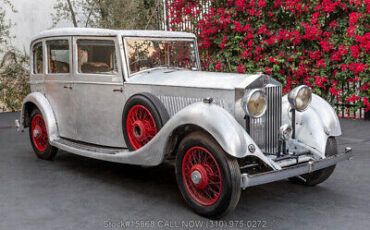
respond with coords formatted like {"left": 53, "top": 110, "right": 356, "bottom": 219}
{"left": 249, "top": 86, "right": 282, "bottom": 154}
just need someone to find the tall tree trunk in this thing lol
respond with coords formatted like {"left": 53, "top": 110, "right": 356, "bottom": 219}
{"left": 97, "top": 0, "right": 108, "bottom": 27}
{"left": 66, "top": 0, "right": 78, "bottom": 27}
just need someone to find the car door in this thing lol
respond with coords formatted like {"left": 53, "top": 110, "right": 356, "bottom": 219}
{"left": 44, "top": 37, "right": 76, "bottom": 139}
{"left": 72, "top": 36, "right": 126, "bottom": 147}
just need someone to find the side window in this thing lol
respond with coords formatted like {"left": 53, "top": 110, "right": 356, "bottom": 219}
{"left": 32, "top": 42, "right": 43, "bottom": 74}
{"left": 47, "top": 40, "right": 70, "bottom": 74}
{"left": 77, "top": 39, "right": 117, "bottom": 74}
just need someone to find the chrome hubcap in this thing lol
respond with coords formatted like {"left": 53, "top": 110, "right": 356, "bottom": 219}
{"left": 33, "top": 129, "right": 40, "bottom": 138}
{"left": 191, "top": 170, "right": 202, "bottom": 185}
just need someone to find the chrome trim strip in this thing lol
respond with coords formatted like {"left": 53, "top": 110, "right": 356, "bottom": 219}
{"left": 241, "top": 150, "right": 352, "bottom": 189}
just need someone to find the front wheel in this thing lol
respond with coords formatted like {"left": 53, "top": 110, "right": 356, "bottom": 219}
{"left": 29, "top": 109, "right": 58, "bottom": 160}
{"left": 176, "top": 132, "right": 241, "bottom": 218}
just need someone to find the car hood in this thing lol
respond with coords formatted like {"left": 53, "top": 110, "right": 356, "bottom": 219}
{"left": 126, "top": 69, "right": 265, "bottom": 90}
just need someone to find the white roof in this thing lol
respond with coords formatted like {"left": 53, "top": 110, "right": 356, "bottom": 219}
{"left": 32, "top": 28, "right": 196, "bottom": 42}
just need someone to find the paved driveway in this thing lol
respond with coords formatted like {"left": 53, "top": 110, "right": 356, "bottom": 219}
{"left": 0, "top": 112, "right": 369, "bottom": 230}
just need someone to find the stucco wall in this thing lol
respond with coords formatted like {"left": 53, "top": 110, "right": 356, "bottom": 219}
{"left": 3, "top": 0, "right": 73, "bottom": 55}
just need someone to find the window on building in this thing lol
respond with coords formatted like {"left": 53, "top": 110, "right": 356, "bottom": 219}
{"left": 77, "top": 39, "right": 117, "bottom": 74}
{"left": 32, "top": 42, "right": 43, "bottom": 74}
{"left": 47, "top": 40, "right": 70, "bottom": 74}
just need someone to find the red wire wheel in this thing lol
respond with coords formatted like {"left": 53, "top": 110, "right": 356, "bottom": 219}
{"left": 31, "top": 114, "right": 48, "bottom": 152}
{"left": 126, "top": 105, "right": 158, "bottom": 150}
{"left": 182, "top": 146, "right": 222, "bottom": 206}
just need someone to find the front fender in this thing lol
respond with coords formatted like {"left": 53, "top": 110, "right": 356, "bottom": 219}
{"left": 282, "top": 93, "right": 341, "bottom": 155}
{"left": 20, "top": 92, "right": 59, "bottom": 142}
{"left": 132, "top": 102, "right": 275, "bottom": 167}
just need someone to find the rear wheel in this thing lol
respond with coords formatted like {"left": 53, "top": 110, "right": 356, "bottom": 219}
{"left": 29, "top": 109, "right": 58, "bottom": 160}
{"left": 176, "top": 132, "right": 241, "bottom": 218}
{"left": 289, "top": 137, "right": 337, "bottom": 186}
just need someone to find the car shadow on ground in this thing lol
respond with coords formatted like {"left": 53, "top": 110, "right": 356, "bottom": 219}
{"left": 53, "top": 149, "right": 339, "bottom": 218}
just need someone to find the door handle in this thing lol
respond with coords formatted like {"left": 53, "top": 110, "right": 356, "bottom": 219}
{"left": 63, "top": 85, "right": 72, "bottom": 89}
{"left": 113, "top": 88, "right": 123, "bottom": 93}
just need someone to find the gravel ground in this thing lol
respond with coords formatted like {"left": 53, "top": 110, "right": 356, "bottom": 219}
{"left": 0, "top": 112, "right": 369, "bottom": 230}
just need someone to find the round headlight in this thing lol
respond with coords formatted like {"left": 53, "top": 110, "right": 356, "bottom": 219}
{"left": 243, "top": 89, "right": 267, "bottom": 118}
{"left": 288, "top": 85, "right": 312, "bottom": 112}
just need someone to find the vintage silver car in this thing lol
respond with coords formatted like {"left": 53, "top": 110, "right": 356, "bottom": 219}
{"left": 16, "top": 28, "right": 352, "bottom": 218}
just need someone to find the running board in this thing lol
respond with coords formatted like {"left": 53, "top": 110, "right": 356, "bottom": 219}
{"left": 50, "top": 138, "right": 160, "bottom": 166}
{"left": 55, "top": 138, "right": 123, "bottom": 154}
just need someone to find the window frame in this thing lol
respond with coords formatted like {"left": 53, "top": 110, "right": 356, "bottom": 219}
{"left": 31, "top": 41, "right": 44, "bottom": 75}
{"left": 45, "top": 37, "right": 72, "bottom": 75}
{"left": 74, "top": 36, "right": 121, "bottom": 78}
{"left": 123, "top": 36, "right": 200, "bottom": 77}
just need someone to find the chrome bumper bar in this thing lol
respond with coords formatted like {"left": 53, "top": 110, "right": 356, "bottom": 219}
{"left": 241, "top": 149, "right": 352, "bottom": 189}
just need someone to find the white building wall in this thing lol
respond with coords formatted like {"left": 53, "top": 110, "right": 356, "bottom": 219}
{"left": 3, "top": 0, "right": 73, "bottom": 54}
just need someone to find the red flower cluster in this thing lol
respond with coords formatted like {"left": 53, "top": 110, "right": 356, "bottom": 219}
{"left": 168, "top": 0, "right": 370, "bottom": 113}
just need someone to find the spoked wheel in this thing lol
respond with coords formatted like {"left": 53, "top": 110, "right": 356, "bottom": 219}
{"left": 126, "top": 105, "right": 157, "bottom": 150}
{"left": 182, "top": 146, "right": 222, "bottom": 206}
{"left": 29, "top": 109, "right": 58, "bottom": 160}
{"left": 176, "top": 132, "right": 241, "bottom": 219}
{"left": 123, "top": 93, "right": 169, "bottom": 151}
{"left": 31, "top": 114, "right": 48, "bottom": 152}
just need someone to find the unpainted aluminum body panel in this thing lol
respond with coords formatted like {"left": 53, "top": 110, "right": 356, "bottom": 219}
{"left": 282, "top": 94, "right": 342, "bottom": 155}
{"left": 51, "top": 102, "right": 273, "bottom": 167}
{"left": 43, "top": 37, "right": 76, "bottom": 139}
{"left": 71, "top": 36, "right": 126, "bottom": 147}
{"left": 126, "top": 69, "right": 263, "bottom": 90}
{"left": 20, "top": 92, "right": 59, "bottom": 142}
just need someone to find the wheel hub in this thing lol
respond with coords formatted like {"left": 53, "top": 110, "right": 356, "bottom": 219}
{"left": 191, "top": 170, "right": 202, "bottom": 184}
{"left": 33, "top": 128, "right": 40, "bottom": 138}
{"left": 133, "top": 121, "right": 146, "bottom": 140}
{"left": 190, "top": 165, "right": 208, "bottom": 189}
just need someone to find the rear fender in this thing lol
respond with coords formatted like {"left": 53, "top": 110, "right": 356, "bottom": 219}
{"left": 20, "top": 92, "right": 58, "bottom": 142}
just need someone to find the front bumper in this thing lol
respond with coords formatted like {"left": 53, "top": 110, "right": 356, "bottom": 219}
{"left": 241, "top": 149, "right": 352, "bottom": 189}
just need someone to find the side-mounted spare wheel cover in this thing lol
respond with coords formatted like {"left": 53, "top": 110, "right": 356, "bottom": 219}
{"left": 123, "top": 93, "right": 169, "bottom": 151}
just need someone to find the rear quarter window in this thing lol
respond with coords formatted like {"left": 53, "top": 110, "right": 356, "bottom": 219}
{"left": 32, "top": 42, "right": 43, "bottom": 74}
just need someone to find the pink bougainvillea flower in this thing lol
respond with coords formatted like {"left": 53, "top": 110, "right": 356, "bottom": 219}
{"left": 237, "top": 64, "right": 244, "bottom": 73}
{"left": 347, "top": 94, "right": 361, "bottom": 103}
{"left": 215, "top": 61, "right": 222, "bottom": 71}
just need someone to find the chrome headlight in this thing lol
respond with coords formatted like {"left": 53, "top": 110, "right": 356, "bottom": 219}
{"left": 243, "top": 89, "right": 267, "bottom": 118}
{"left": 288, "top": 85, "right": 312, "bottom": 112}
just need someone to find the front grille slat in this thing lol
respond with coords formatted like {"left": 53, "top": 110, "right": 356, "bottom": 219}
{"left": 249, "top": 85, "right": 281, "bottom": 154}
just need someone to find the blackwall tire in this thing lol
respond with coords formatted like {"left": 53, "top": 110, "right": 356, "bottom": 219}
{"left": 29, "top": 109, "right": 58, "bottom": 160}
{"left": 176, "top": 131, "right": 241, "bottom": 219}
{"left": 289, "top": 137, "right": 337, "bottom": 186}
{"left": 123, "top": 93, "right": 169, "bottom": 151}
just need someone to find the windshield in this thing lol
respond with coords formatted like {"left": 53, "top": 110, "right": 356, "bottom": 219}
{"left": 125, "top": 38, "right": 198, "bottom": 75}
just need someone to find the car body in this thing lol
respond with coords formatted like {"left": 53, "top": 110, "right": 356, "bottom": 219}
{"left": 17, "top": 28, "right": 352, "bottom": 218}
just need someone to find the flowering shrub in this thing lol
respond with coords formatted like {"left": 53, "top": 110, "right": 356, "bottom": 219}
{"left": 168, "top": 0, "right": 369, "bottom": 113}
